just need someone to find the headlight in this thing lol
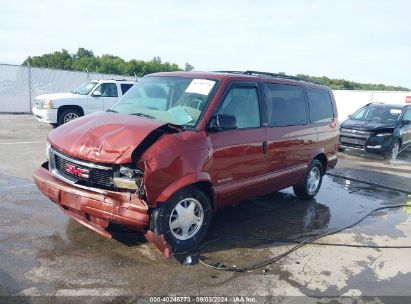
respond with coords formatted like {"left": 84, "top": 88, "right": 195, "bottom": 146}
{"left": 375, "top": 133, "right": 392, "bottom": 137}
{"left": 42, "top": 99, "right": 54, "bottom": 109}
{"left": 113, "top": 166, "right": 143, "bottom": 190}
{"left": 46, "top": 142, "right": 51, "bottom": 159}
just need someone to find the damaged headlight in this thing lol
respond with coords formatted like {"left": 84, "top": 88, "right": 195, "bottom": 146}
{"left": 113, "top": 166, "right": 143, "bottom": 191}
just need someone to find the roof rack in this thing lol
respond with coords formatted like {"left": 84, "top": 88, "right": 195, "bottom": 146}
{"left": 365, "top": 102, "right": 385, "bottom": 106}
{"left": 243, "top": 70, "right": 321, "bottom": 84}
{"left": 213, "top": 70, "right": 321, "bottom": 85}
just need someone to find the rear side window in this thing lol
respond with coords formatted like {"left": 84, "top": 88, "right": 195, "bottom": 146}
{"left": 121, "top": 83, "right": 134, "bottom": 95}
{"left": 306, "top": 88, "right": 334, "bottom": 123}
{"left": 264, "top": 83, "right": 308, "bottom": 127}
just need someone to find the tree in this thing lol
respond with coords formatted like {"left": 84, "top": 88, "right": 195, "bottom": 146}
{"left": 184, "top": 63, "right": 194, "bottom": 71}
{"left": 22, "top": 48, "right": 188, "bottom": 76}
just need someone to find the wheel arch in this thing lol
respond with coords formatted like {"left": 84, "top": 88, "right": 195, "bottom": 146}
{"left": 57, "top": 105, "right": 84, "bottom": 120}
{"left": 314, "top": 153, "right": 327, "bottom": 174}
{"left": 152, "top": 173, "right": 215, "bottom": 210}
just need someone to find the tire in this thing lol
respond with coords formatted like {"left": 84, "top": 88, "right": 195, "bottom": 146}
{"left": 150, "top": 186, "right": 212, "bottom": 253}
{"left": 57, "top": 108, "right": 82, "bottom": 126}
{"left": 293, "top": 159, "right": 324, "bottom": 200}
{"left": 384, "top": 140, "right": 400, "bottom": 160}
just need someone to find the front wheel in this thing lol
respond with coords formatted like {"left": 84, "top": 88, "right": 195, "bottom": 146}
{"left": 150, "top": 187, "right": 212, "bottom": 253}
{"left": 384, "top": 140, "right": 400, "bottom": 160}
{"left": 57, "top": 108, "right": 82, "bottom": 126}
{"left": 293, "top": 160, "right": 324, "bottom": 200}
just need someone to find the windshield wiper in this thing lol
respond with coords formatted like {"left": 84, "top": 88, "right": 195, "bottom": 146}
{"left": 131, "top": 113, "right": 156, "bottom": 119}
{"left": 107, "top": 109, "right": 118, "bottom": 113}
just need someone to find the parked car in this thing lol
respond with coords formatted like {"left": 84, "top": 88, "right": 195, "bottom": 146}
{"left": 339, "top": 103, "right": 411, "bottom": 160}
{"left": 33, "top": 71, "right": 339, "bottom": 253}
{"left": 32, "top": 79, "right": 136, "bottom": 126}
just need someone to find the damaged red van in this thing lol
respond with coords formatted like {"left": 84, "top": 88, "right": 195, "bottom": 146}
{"left": 33, "top": 71, "right": 339, "bottom": 254}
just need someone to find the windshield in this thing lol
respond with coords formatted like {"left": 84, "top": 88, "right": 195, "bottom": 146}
{"left": 111, "top": 76, "right": 218, "bottom": 127}
{"left": 351, "top": 106, "right": 403, "bottom": 123}
{"left": 73, "top": 81, "right": 98, "bottom": 95}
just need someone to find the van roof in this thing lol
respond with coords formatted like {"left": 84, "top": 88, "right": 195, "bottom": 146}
{"left": 148, "top": 71, "right": 329, "bottom": 89}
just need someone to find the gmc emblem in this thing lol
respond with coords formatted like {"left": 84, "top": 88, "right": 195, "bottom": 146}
{"left": 64, "top": 163, "right": 90, "bottom": 178}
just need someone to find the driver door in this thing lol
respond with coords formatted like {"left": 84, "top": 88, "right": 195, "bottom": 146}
{"left": 208, "top": 82, "right": 270, "bottom": 208}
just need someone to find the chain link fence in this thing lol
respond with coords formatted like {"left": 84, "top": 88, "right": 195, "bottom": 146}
{"left": 0, "top": 63, "right": 136, "bottom": 113}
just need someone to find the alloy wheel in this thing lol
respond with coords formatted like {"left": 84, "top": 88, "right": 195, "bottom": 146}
{"left": 63, "top": 112, "right": 79, "bottom": 123}
{"left": 307, "top": 167, "right": 321, "bottom": 195}
{"left": 169, "top": 198, "right": 204, "bottom": 241}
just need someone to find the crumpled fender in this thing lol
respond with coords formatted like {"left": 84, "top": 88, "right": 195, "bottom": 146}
{"left": 139, "top": 131, "right": 213, "bottom": 206}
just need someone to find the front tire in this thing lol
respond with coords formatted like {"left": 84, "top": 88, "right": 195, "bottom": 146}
{"left": 57, "top": 108, "right": 82, "bottom": 126}
{"left": 293, "top": 160, "right": 324, "bottom": 200}
{"left": 150, "top": 186, "right": 212, "bottom": 253}
{"left": 384, "top": 140, "right": 400, "bottom": 160}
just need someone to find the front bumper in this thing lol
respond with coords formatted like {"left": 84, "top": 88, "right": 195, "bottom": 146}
{"left": 339, "top": 134, "right": 394, "bottom": 154}
{"left": 33, "top": 164, "right": 150, "bottom": 238}
{"left": 32, "top": 107, "right": 58, "bottom": 124}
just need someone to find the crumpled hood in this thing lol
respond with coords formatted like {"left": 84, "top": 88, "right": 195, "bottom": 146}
{"left": 36, "top": 92, "right": 83, "bottom": 100}
{"left": 48, "top": 112, "right": 166, "bottom": 164}
{"left": 341, "top": 119, "right": 398, "bottom": 131}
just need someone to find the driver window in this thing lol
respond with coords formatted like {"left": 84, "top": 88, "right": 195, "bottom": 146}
{"left": 404, "top": 110, "right": 411, "bottom": 121}
{"left": 95, "top": 83, "right": 118, "bottom": 97}
{"left": 216, "top": 86, "right": 261, "bottom": 129}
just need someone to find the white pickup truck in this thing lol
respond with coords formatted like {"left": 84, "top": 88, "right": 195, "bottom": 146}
{"left": 33, "top": 79, "right": 136, "bottom": 126}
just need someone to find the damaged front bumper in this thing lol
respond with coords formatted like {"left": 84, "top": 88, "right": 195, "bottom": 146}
{"left": 33, "top": 163, "right": 149, "bottom": 236}
{"left": 33, "top": 164, "right": 172, "bottom": 257}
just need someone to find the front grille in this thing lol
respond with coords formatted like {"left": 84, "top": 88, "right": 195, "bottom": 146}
{"left": 340, "top": 128, "right": 371, "bottom": 148}
{"left": 50, "top": 148, "right": 114, "bottom": 189}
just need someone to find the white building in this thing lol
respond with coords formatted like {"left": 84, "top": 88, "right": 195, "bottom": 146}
{"left": 333, "top": 90, "right": 411, "bottom": 121}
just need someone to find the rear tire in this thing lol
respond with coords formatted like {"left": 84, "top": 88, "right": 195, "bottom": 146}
{"left": 57, "top": 108, "right": 82, "bottom": 126}
{"left": 150, "top": 186, "right": 212, "bottom": 253}
{"left": 293, "top": 160, "right": 323, "bottom": 200}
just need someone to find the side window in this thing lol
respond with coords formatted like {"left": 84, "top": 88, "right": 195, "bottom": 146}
{"left": 216, "top": 86, "right": 261, "bottom": 129}
{"left": 264, "top": 83, "right": 308, "bottom": 127}
{"left": 403, "top": 110, "right": 411, "bottom": 121}
{"left": 95, "top": 83, "right": 118, "bottom": 97}
{"left": 306, "top": 87, "right": 334, "bottom": 123}
{"left": 120, "top": 83, "right": 134, "bottom": 95}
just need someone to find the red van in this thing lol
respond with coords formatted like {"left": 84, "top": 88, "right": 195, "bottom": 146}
{"left": 33, "top": 71, "right": 339, "bottom": 254}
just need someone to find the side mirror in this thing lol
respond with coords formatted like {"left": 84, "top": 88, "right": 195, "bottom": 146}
{"left": 92, "top": 90, "right": 102, "bottom": 97}
{"left": 403, "top": 119, "right": 411, "bottom": 126}
{"left": 348, "top": 114, "right": 352, "bottom": 118}
{"left": 208, "top": 114, "right": 237, "bottom": 132}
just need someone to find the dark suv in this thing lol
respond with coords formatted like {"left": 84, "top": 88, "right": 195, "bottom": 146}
{"left": 33, "top": 71, "right": 339, "bottom": 254}
{"left": 339, "top": 103, "right": 411, "bottom": 159}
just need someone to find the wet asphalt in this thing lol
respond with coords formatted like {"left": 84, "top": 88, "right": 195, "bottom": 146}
{"left": 1, "top": 114, "right": 411, "bottom": 299}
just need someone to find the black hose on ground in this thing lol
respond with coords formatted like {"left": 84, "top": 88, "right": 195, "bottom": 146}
{"left": 197, "top": 203, "right": 411, "bottom": 272}
{"left": 326, "top": 172, "right": 411, "bottom": 195}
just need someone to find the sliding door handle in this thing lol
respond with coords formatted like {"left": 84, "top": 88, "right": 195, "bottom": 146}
{"left": 262, "top": 141, "right": 267, "bottom": 157}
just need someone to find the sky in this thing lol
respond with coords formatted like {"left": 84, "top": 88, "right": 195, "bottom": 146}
{"left": 0, "top": 0, "right": 410, "bottom": 88}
